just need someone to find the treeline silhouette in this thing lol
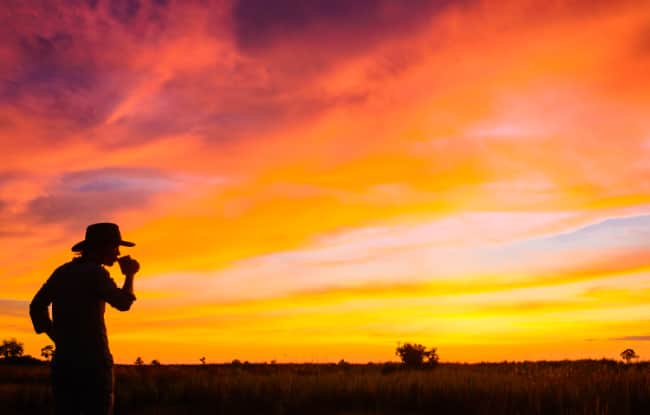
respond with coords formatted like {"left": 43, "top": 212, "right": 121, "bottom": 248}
{"left": 0, "top": 337, "right": 641, "bottom": 367}
{"left": 0, "top": 338, "right": 442, "bottom": 371}
{"left": 0, "top": 338, "right": 44, "bottom": 366}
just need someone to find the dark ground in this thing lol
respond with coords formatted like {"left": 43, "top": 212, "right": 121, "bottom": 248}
{"left": 2, "top": 360, "right": 650, "bottom": 414}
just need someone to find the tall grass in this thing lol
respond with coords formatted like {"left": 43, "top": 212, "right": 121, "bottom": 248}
{"left": 2, "top": 360, "right": 650, "bottom": 414}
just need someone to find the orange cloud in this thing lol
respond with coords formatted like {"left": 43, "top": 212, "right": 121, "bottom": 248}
{"left": 2, "top": 0, "right": 650, "bottom": 362}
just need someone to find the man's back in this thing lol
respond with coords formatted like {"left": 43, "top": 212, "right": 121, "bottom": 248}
{"left": 30, "top": 257, "right": 136, "bottom": 367}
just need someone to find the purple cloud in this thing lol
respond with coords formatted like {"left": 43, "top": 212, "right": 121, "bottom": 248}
{"left": 23, "top": 168, "right": 178, "bottom": 225}
{"left": 61, "top": 168, "right": 177, "bottom": 192}
{"left": 0, "top": 0, "right": 465, "bottom": 151}
{"left": 109, "top": 0, "right": 142, "bottom": 24}
{"left": 0, "top": 1, "right": 174, "bottom": 136}
{"left": 232, "top": 0, "right": 462, "bottom": 52}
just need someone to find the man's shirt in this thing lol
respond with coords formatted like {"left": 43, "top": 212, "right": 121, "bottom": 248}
{"left": 30, "top": 257, "right": 136, "bottom": 367}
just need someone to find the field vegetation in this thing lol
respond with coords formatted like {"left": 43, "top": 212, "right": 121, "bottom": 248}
{"left": 2, "top": 359, "right": 650, "bottom": 414}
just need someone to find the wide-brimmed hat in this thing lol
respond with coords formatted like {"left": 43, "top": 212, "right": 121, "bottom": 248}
{"left": 71, "top": 223, "right": 135, "bottom": 252}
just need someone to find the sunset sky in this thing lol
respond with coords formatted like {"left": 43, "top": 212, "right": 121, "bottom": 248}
{"left": 1, "top": 0, "right": 650, "bottom": 364}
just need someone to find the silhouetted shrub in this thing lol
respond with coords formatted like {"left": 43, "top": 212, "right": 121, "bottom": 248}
{"left": 0, "top": 339, "right": 24, "bottom": 360}
{"left": 621, "top": 348, "right": 639, "bottom": 363}
{"left": 40, "top": 345, "right": 55, "bottom": 362}
{"left": 395, "top": 343, "right": 438, "bottom": 368}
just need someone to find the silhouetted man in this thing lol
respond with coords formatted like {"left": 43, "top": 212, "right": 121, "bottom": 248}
{"left": 30, "top": 223, "right": 140, "bottom": 415}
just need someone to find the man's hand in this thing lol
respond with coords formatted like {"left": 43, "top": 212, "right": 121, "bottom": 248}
{"left": 118, "top": 255, "right": 140, "bottom": 276}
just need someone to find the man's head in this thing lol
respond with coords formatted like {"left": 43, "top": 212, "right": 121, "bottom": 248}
{"left": 72, "top": 223, "right": 135, "bottom": 266}
{"left": 82, "top": 242, "right": 121, "bottom": 266}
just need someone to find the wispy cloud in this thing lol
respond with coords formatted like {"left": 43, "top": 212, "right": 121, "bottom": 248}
{"left": 2, "top": 0, "right": 650, "bottom": 362}
{"left": 610, "top": 335, "right": 650, "bottom": 341}
{"left": 0, "top": 299, "right": 28, "bottom": 318}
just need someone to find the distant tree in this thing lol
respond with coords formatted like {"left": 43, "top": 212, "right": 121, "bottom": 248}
{"left": 231, "top": 359, "right": 242, "bottom": 366}
{"left": 0, "top": 338, "right": 24, "bottom": 359}
{"left": 151, "top": 359, "right": 161, "bottom": 366}
{"left": 40, "top": 344, "right": 55, "bottom": 362}
{"left": 135, "top": 356, "right": 144, "bottom": 366}
{"left": 200, "top": 356, "right": 206, "bottom": 365}
{"left": 395, "top": 342, "right": 439, "bottom": 368}
{"left": 620, "top": 348, "right": 639, "bottom": 363}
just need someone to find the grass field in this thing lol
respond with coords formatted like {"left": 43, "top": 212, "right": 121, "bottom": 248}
{"left": 2, "top": 360, "right": 650, "bottom": 414}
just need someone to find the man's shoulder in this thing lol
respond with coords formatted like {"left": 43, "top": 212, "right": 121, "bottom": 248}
{"left": 56, "top": 258, "right": 108, "bottom": 277}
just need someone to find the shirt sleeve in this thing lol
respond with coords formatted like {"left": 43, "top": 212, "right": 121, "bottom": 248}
{"left": 95, "top": 268, "right": 136, "bottom": 311}
{"left": 30, "top": 273, "right": 55, "bottom": 334}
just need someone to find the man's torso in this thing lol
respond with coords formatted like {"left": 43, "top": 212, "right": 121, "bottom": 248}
{"left": 50, "top": 258, "right": 113, "bottom": 367}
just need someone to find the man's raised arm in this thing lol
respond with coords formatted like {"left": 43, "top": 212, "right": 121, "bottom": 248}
{"left": 96, "top": 256, "right": 139, "bottom": 311}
